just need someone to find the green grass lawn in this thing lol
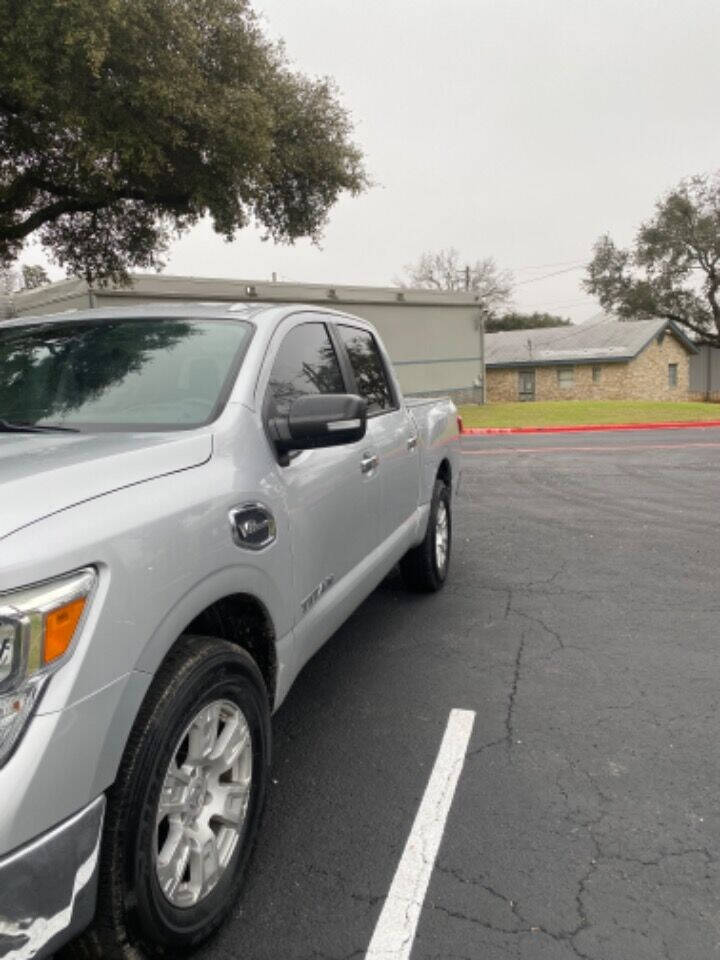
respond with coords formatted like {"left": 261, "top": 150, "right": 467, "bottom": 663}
{"left": 458, "top": 400, "right": 720, "bottom": 429}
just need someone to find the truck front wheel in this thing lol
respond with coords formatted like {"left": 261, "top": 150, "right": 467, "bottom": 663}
{"left": 63, "top": 636, "right": 270, "bottom": 960}
{"left": 399, "top": 478, "right": 451, "bottom": 592}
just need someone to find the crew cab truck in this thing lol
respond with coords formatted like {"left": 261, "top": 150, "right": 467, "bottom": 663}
{"left": 0, "top": 302, "right": 459, "bottom": 960}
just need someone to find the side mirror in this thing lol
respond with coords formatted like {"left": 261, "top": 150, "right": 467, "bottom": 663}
{"left": 268, "top": 394, "right": 367, "bottom": 454}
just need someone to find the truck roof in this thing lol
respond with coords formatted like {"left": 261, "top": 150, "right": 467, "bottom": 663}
{"left": 2, "top": 300, "right": 374, "bottom": 329}
{"left": 1, "top": 301, "right": 278, "bottom": 326}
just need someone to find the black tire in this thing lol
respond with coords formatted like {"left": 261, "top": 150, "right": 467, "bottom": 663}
{"left": 400, "top": 478, "right": 451, "bottom": 592}
{"left": 62, "top": 636, "right": 271, "bottom": 960}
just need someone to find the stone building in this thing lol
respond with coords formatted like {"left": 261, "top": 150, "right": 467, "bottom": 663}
{"left": 485, "top": 316, "right": 697, "bottom": 403}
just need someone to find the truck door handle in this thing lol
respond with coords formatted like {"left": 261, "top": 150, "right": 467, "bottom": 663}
{"left": 407, "top": 434, "right": 418, "bottom": 451}
{"left": 360, "top": 453, "right": 379, "bottom": 474}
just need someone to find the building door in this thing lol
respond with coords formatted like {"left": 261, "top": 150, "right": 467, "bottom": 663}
{"left": 518, "top": 369, "right": 535, "bottom": 401}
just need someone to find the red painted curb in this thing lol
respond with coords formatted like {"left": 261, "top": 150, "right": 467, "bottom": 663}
{"left": 462, "top": 419, "right": 720, "bottom": 436}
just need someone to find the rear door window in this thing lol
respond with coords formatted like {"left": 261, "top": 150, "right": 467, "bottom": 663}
{"left": 336, "top": 325, "right": 395, "bottom": 415}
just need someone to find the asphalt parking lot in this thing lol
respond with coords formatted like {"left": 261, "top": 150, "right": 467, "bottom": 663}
{"left": 199, "top": 427, "right": 720, "bottom": 960}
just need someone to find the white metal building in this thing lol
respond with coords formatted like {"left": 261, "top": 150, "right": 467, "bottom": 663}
{"left": 8, "top": 274, "right": 485, "bottom": 400}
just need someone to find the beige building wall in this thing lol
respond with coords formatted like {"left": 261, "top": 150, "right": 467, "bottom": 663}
{"left": 11, "top": 275, "right": 484, "bottom": 399}
{"left": 7, "top": 278, "right": 93, "bottom": 316}
{"left": 485, "top": 363, "right": 630, "bottom": 402}
{"left": 538, "top": 362, "right": 627, "bottom": 401}
{"left": 486, "top": 368, "right": 522, "bottom": 403}
{"left": 321, "top": 302, "right": 482, "bottom": 395}
{"left": 621, "top": 331, "right": 690, "bottom": 400}
{"left": 486, "top": 330, "right": 691, "bottom": 403}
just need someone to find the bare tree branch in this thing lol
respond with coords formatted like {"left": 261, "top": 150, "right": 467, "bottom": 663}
{"left": 398, "top": 247, "right": 513, "bottom": 312}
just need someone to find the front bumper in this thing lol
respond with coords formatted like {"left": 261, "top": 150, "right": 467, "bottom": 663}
{"left": 0, "top": 795, "right": 105, "bottom": 960}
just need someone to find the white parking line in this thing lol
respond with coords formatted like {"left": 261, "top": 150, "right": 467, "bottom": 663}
{"left": 364, "top": 708, "right": 476, "bottom": 960}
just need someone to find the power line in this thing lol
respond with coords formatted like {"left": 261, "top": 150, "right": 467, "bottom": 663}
{"left": 510, "top": 258, "right": 587, "bottom": 272}
{"left": 515, "top": 264, "right": 587, "bottom": 285}
{"left": 515, "top": 301, "right": 597, "bottom": 312}
{"left": 515, "top": 293, "right": 596, "bottom": 305}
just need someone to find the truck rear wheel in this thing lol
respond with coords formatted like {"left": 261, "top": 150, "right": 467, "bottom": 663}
{"left": 399, "top": 478, "right": 451, "bottom": 592}
{"left": 63, "top": 636, "right": 270, "bottom": 960}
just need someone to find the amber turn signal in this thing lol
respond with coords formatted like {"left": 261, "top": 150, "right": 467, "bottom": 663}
{"left": 43, "top": 597, "right": 86, "bottom": 664}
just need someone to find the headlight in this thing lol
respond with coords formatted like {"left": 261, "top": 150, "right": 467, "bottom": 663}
{"left": 0, "top": 567, "right": 96, "bottom": 766}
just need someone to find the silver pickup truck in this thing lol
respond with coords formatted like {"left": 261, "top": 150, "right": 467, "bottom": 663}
{"left": 0, "top": 302, "right": 460, "bottom": 960}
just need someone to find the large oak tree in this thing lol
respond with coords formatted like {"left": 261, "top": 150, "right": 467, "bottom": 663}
{"left": 585, "top": 173, "right": 720, "bottom": 345}
{"left": 0, "top": 0, "right": 367, "bottom": 282}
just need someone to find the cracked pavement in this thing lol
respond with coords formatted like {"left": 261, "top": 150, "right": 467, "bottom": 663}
{"left": 197, "top": 428, "right": 720, "bottom": 960}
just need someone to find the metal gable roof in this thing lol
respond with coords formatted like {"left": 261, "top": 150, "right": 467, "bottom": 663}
{"left": 485, "top": 315, "right": 698, "bottom": 367}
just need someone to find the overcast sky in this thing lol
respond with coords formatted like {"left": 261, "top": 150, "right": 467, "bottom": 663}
{"left": 36, "top": 0, "right": 720, "bottom": 321}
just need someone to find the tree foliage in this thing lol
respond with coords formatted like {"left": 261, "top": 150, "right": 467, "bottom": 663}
{"left": 486, "top": 311, "right": 571, "bottom": 333}
{"left": 585, "top": 173, "right": 720, "bottom": 344}
{"left": 0, "top": 0, "right": 367, "bottom": 282}
{"left": 20, "top": 264, "right": 49, "bottom": 290}
{"left": 398, "top": 247, "right": 513, "bottom": 313}
{"left": 0, "top": 263, "right": 49, "bottom": 294}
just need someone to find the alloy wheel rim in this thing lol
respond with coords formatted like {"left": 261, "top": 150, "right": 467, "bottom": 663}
{"left": 154, "top": 699, "right": 252, "bottom": 908}
{"left": 435, "top": 500, "right": 449, "bottom": 572}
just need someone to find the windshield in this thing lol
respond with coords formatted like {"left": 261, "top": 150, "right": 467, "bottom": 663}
{"left": 0, "top": 317, "right": 253, "bottom": 431}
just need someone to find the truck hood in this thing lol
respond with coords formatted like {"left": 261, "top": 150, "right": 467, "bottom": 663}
{"left": 0, "top": 431, "right": 212, "bottom": 541}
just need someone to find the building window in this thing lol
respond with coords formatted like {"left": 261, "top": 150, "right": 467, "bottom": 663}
{"left": 557, "top": 367, "right": 574, "bottom": 389}
{"left": 668, "top": 363, "right": 678, "bottom": 388}
{"left": 592, "top": 365, "right": 602, "bottom": 383}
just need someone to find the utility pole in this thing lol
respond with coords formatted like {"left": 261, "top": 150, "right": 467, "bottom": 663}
{"left": 480, "top": 309, "right": 486, "bottom": 403}
{"left": 475, "top": 306, "right": 486, "bottom": 404}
